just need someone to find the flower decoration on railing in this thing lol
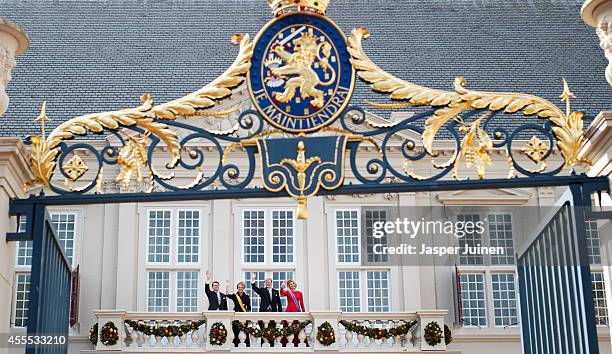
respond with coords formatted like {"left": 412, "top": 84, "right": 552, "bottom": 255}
{"left": 209, "top": 322, "right": 228, "bottom": 346}
{"left": 100, "top": 321, "right": 120, "bottom": 346}
{"left": 125, "top": 319, "right": 205, "bottom": 338}
{"left": 340, "top": 319, "right": 417, "bottom": 339}
{"left": 89, "top": 323, "right": 98, "bottom": 345}
{"left": 423, "top": 321, "right": 443, "bottom": 347}
{"left": 238, "top": 320, "right": 311, "bottom": 340}
{"left": 316, "top": 321, "right": 336, "bottom": 346}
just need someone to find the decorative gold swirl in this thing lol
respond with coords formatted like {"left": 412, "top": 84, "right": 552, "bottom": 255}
{"left": 25, "top": 34, "right": 254, "bottom": 190}
{"left": 347, "top": 27, "right": 590, "bottom": 174}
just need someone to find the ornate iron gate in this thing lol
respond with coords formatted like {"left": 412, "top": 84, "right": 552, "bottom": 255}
{"left": 517, "top": 185, "right": 602, "bottom": 354}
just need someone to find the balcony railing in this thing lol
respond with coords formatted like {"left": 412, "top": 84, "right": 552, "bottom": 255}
{"left": 90, "top": 310, "right": 451, "bottom": 353}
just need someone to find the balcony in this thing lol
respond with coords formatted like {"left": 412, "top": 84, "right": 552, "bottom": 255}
{"left": 85, "top": 310, "right": 458, "bottom": 353}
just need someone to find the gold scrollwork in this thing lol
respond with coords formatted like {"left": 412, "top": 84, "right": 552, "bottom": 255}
{"left": 280, "top": 141, "right": 322, "bottom": 218}
{"left": 347, "top": 27, "right": 591, "bottom": 177}
{"left": 25, "top": 34, "right": 254, "bottom": 190}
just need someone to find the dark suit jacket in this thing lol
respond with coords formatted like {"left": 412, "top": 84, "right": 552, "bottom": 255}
{"left": 251, "top": 282, "right": 282, "bottom": 312}
{"left": 227, "top": 292, "right": 251, "bottom": 312}
{"left": 205, "top": 283, "right": 228, "bottom": 310}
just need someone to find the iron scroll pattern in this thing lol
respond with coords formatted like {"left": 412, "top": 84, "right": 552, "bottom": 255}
{"left": 336, "top": 105, "right": 574, "bottom": 185}
{"left": 24, "top": 102, "right": 585, "bottom": 197}
{"left": 24, "top": 109, "right": 268, "bottom": 195}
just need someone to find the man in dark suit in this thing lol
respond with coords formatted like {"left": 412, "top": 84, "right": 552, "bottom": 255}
{"left": 250, "top": 274, "right": 282, "bottom": 312}
{"left": 205, "top": 270, "right": 228, "bottom": 311}
{"left": 250, "top": 274, "right": 282, "bottom": 346}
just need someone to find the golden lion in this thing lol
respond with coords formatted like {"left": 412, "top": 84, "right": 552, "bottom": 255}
{"left": 269, "top": 32, "right": 336, "bottom": 109}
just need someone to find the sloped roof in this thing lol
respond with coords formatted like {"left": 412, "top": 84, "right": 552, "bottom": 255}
{"left": 1, "top": 0, "right": 610, "bottom": 137}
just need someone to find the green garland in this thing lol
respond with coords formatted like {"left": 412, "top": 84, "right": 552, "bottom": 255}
{"left": 209, "top": 322, "right": 228, "bottom": 345}
{"left": 89, "top": 323, "right": 98, "bottom": 345}
{"left": 339, "top": 320, "right": 417, "bottom": 340}
{"left": 423, "top": 321, "right": 443, "bottom": 347}
{"left": 100, "top": 321, "right": 120, "bottom": 346}
{"left": 316, "top": 321, "right": 335, "bottom": 346}
{"left": 125, "top": 320, "right": 205, "bottom": 337}
{"left": 444, "top": 325, "right": 453, "bottom": 345}
{"left": 238, "top": 320, "right": 311, "bottom": 340}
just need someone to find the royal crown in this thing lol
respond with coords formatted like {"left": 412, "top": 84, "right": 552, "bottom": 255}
{"left": 267, "top": 0, "right": 331, "bottom": 16}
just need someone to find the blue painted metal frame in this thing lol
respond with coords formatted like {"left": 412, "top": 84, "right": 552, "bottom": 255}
{"left": 23, "top": 204, "right": 72, "bottom": 354}
{"left": 26, "top": 106, "right": 588, "bottom": 196}
{"left": 517, "top": 183, "right": 603, "bottom": 354}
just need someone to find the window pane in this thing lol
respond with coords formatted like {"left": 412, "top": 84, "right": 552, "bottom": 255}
{"left": 147, "top": 271, "right": 170, "bottom": 312}
{"left": 491, "top": 273, "right": 518, "bottom": 327}
{"left": 243, "top": 211, "right": 265, "bottom": 263}
{"left": 272, "top": 210, "right": 294, "bottom": 264}
{"left": 13, "top": 273, "right": 31, "bottom": 327}
{"left": 592, "top": 272, "right": 609, "bottom": 325}
{"left": 338, "top": 271, "right": 360, "bottom": 312}
{"left": 51, "top": 213, "right": 77, "bottom": 266}
{"left": 336, "top": 210, "right": 360, "bottom": 263}
{"left": 272, "top": 270, "right": 295, "bottom": 309}
{"left": 367, "top": 271, "right": 390, "bottom": 312}
{"left": 244, "top": 271, "right": 266, "bottom": 312}
{"left": 586, "top": 221, "right": 601, "bottom": 266}
{"left": 177, "top": 210, "right": 200, "bottom": 263}
{"left": 458, "top": 214, "right": 483, "bottom": 265}
{"left": 176, "top": 271, "right": 199, "bottom": 312}
{"left": 16, "top": 241, "right": 33, "bottom": 267}
{"left": 147, "top": 210, "right": 171, "bottom": 263}
{"left": 364, "top": 209, "right": 388, "bottom": 263}
{"left": 488, "top": 213, "right": 515, "bottom": 265}
{"left": 460, "top": 273, "right": 487, "bottom": 327}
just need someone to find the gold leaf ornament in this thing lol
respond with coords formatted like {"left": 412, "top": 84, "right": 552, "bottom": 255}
{"left": 25, "top": 34, "right": 253, "bottom": 190}
{"left": 347, "top": 28, "right": 590, "bottom": 173}
{"left": 63, "top": 154, "right": 89, "bottom": 181}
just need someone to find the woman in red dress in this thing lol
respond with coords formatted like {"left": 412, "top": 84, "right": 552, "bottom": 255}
{"left": 280, "top": 279, "right": 305, "bottom": 312}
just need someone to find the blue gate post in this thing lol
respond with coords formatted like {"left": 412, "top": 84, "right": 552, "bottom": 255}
{"left": 570, "top": 183, "right": 600, "bottom": 354}
{"left": 517, "top": 184, "right": 601, "bottom": 354}
{"left": 26, "top": 203, "right": 72, "bottom": 354}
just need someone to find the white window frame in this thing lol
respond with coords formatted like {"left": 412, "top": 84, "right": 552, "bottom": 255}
{"left": 11, "top": 272, "right": 31, "bottom": 328}
{"left": 238, "top": 207, "right": 297, "bottom": 267}
{"left": 456, "top": 209, "right": 518, "bottom": 329}
{"left": 333, "top": 208, "right": 362, "bottom": 266}
{"left": 138, "top": 204, "right": 209, "bottom": 312}
{"left": 328, "top": 206, "right": 392, "bottom": 312}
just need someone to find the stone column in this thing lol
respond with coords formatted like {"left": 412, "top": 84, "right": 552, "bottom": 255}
{"left": 0, "top": 18, "right": 29, "bottom": 116}
{"left": 578, "top": 111, "right": 612, "bottom": 351}
{"left": 0, "top": 138, "right": 33, "bottom": 354}
{"left": 582, "top": 0, "right": 612, "bottom": 85}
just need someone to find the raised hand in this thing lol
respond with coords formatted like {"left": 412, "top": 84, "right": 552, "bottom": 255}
{"left": 282, "top": 280, "right": 288, "bottom": 287}
{"left": 206, "top": 270, "right": 211, "bottom": 281}
{"left": 225, "top": 280, "right": 230, "bottom": 293}
{"left": 250, "top": 273, "right": 256, "bottom": 283}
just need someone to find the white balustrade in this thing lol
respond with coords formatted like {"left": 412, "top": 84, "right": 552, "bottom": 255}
{"left": 92, "top": 310, "right": 449, "bottom": 352}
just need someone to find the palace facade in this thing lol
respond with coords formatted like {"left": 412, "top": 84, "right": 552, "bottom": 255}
{"left": 0, "top": 1, "right": 611, "bottom": 354}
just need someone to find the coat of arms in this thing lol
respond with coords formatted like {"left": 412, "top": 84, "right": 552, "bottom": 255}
{"left": 248, "top": 6, "right": 355, "bottom": 133}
